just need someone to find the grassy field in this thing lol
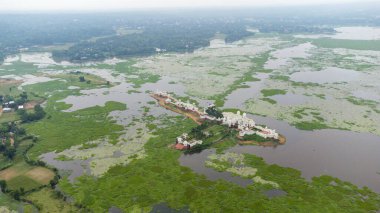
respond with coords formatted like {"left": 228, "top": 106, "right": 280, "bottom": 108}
{"left": 25, "top": 188, "right": 80, "bottom": 213}
{"left": 58, "top": 116, "right": 380, "bottom": 212}
{"left": 23, "top": 72, "right": 111, "bottom": 97}
{"left": 0, "top": 80, "right": 22, "bottom": 96}
{"left": 0, "top": 61, "right": 39, "bottom": 76}
{"left": 0, "top": 193, "right": 29, "bottom": 212}
{"left": 0, "top": 112, "right": 20, "bottom": 124}
{"left": 0, "top": 161, "right": 54, "bottom": 191}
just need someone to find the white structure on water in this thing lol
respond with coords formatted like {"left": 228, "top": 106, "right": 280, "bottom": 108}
{"left": 176, "top": 133, "right": 203, "bottom": 149}
{"left": 222, "top": 111, "right": 256, "bottom": 129}
{"left": 222, "top": 111, "right": 279, "bottom": 140}
{"left": 153, "top": 90, "right": 279, "bottom": 141}
{"left": 154, "top": 90, "right": 201, "bottom": 114}
{"left": 155, "top": 90, "right": 170, "bottom": 98}
{"left": 173, "top": 100, "right": 200, "bottom": 113}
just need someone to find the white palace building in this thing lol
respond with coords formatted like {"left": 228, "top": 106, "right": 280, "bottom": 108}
{"left": 153, "top": 90, "right": 279, "bottom": 144}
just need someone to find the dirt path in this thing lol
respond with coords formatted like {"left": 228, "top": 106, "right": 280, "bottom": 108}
{"left": 24, "top": 100, "right": 45, "bottom": 110}
{"left": 0, "top": 78, "right": 22, "bottom": 85}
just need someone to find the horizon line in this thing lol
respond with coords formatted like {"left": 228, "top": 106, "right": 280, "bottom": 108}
{"left": 0, "top": 1, "right": 378, "bottom": 14}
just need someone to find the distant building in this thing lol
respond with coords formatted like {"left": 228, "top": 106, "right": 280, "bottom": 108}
{"left": 222, "top": 111, "right": 278, "bottom": 140}
{"left": 175, "top": 133, "right": 203, "bottom": 150}
{"left": 2, "top": 108, "right": 12, "bottom": 113}
{"left": 222, "top": 111, "right": 255, "bottom": 129}
{"left": 18, "top": 105, "right": 24, "bottom": 110}
{"left": 154, "top": 90, "right": 201, "bottom": 114}
{"left": 153, "top": 90, "right": 279, "bottom": 143}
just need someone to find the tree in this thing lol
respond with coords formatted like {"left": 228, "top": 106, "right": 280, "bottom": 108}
{"left": 4, "top": 147, "right": 16, "bottom": 160}
{"left": 0, "top": 180, "right": 7, "bottom": 192}
{"left": 0, "top": 144, "right": 6, "bottom": 152}
{"left": 20, "top": 92, "right": 28, "bottom": 100}
{"left": 206, "top": 106, "right": 223, "bottom": 118}
{"left": 34, "top": 104, "right": 46, "bottom": 119}
{"left": 20, "top": 187, "right": 25, "bottom": 195}
{"left": 12, "top": 190, "right": 20, "bottom": 200}
{"left": 18, "top": 105, "right": 46, "bottom": 123}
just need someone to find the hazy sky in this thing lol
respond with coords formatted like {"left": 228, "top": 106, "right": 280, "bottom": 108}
{"left": 0, "top": 0, "right": 369, "bottom": 11}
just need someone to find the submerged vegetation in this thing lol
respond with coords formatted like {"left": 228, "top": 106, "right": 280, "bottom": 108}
{"left": 261, "top": 89, "right": 287, "bottom": 97}
{"left": 25, "top": 97, "right": 126, "bottom": 160}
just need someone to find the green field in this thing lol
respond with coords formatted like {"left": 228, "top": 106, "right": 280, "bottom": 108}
{"left": 25, "top": 98, "right": 127, "bottom": 160}
{"left": 0, "top": 61, "right": 39, "bottom": 76}
{"left": 25, "top": 188, "right": 80, "bottom": 213}
{"left": 0, "top": 112, "right": 19, "bottom": 124}
{"left": 0, "top": 161, "right": 54, "bottom": 191}
{"left": 23, "top": 72, "right": 111, "bottom": 97}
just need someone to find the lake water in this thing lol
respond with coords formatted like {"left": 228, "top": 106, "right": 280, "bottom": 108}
{"left": 352, "top": 90, "right": 380, "bottom": 102}
{"left": 223, "top": 73, "right": 270, "bottom": 108}
{"left": 31, "top": 37, "right": 380, "bottom": 197}
{"left": 55, "top": 61, "right": 380, "bottom": 194}
{"left": 294, "top": 27, "right": 380, "bottom": 40}
{"left": 290, "top": 67, "right": 361, "bottom": 84}
{"left": 179, "top": 149, "right": 252, "bottom": 187}
{"left": 180, "top": 113, "right": 380, "bottom": 193}
{"left": 40, "top": 152, "right": 91, "bottom": 182}
{"left": 270, "top": 93, "right": 310, "bottom": 105}
{"left": 265, "top": 43, "right": 314, "bottom": 70}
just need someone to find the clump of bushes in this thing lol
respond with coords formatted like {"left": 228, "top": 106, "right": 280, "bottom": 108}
{"left": 18, "top": 104, "right": 46, "bottom": 123}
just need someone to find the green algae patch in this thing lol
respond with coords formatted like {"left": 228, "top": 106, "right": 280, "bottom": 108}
{"left": 261, "top": 97, "right": 277, "bottom": 104}
{"left": 115, "top": 60, "right": 160, "bottom": 88}
{"left": 56, "top": 122, "right": 151, "bottom": 177}
{"left": 261, "top": 89, "right": 287, "bottom": 97}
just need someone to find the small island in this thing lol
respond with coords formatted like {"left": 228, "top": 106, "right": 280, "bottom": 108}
{"left": 151, "top": 90, "right": 286, "bottom": 152}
